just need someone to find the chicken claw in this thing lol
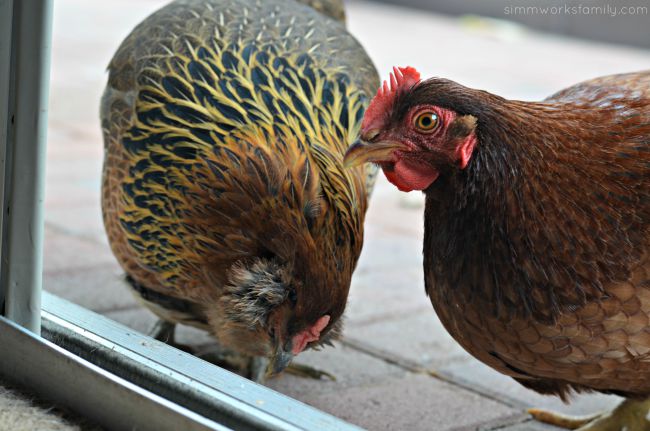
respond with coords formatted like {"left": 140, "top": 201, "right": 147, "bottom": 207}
{"left": 249, "top": 357, "right": 337, "bottom": 382}
{"left": 528, "top": 398, "right": 650, "bottom": 431}
{"left": 284, "top": 362, "right": 336, "bottom": 381}
{"left": 147, "top": 320, "right": 335, "bottom": 382}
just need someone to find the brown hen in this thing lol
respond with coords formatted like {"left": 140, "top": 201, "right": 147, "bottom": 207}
{"left": 345, "top": 67, "right": 650, "bottom": 430}
{"left": 101, "top": 0, "right": 378, "bottom": 381}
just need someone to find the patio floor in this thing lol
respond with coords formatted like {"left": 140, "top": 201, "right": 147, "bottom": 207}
{"left": 39, "top": 1, "right": 650, "bottom": 430}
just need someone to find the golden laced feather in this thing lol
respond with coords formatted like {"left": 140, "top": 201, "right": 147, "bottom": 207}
{"left": 102, "top": 0, "right": 379, "bottom": 306}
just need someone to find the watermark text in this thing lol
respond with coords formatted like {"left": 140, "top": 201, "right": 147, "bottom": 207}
{"left": 504, "top": 4, "right": 648, "bottom": 17}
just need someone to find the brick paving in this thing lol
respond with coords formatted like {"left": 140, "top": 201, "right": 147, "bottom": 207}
{"left": 42, "top": 1, "right": 650, "bottom": 429}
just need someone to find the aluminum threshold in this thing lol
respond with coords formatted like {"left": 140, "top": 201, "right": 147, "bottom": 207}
{"left": 5, "top": 291, "right": 361, "bottom": 431}
{"left": 0, "top": 313, "right": 229, "bottom": 431}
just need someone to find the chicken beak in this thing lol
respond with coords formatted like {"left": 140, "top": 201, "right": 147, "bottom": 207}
{"left": 267, "top": 341, "right": 294, "bottom": 376}
{"left": 343, "top": 138, "right": 405, "bottom": 168}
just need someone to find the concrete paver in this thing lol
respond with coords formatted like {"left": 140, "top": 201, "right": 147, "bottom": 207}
{"left": 43, "top": 226, "right": 116, "bottom": 273}
{"left": 497, "top": 421, "right": 566, "bottom": 431}
{"left": 44, "top": 264, "right": 137, "bottom": 313}
{"left": 267, "top": 343, "right": 407, "bottom": 395}
{"left": 440, "top": 359, "right": 622, "bottom": 418}
{"left": 345, "top": 307, "right": 471, "bottom": 369}
{"left": 298, "top": 373, "right": 522, "bottom": 431}
{"left": 45, "top": 204, "right": 107, "bottom": 245}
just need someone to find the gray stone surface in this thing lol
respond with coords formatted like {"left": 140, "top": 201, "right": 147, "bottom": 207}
{"left": 45, "top": 204, "right": 107, "bottom": 245}
{"left": 44, "top": 263, "right": 137, "bottom": 312}
{"left": 43, "top": 226, "right": 116, "bottom": 273}
{"left": 440, "top": 359, "right": 622, "bottom": 416}
{"left": 267, "top": 342, "right": 407, "bottom": 395}
{"left": 496, "top": 420, "right": 566, "bottom": 431}
{"left": 347, "top": 254, "right": 429, "bottom": 327}
{"left": 346, "top": 306, "right": 471, "bottom": 369}
{"left": 298, "top": 373, "right": 522, "bottom": 431}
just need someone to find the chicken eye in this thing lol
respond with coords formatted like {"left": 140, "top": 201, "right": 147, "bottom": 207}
{"left": 414, "top": 111, "right": 439, "bottom": 133}
{"left": 288, "top": 288, "right": 298, "bottom": 306}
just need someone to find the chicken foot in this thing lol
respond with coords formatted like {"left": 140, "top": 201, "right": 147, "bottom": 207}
{"left": 528, "top": 398, "right": 650, "bottom": 431}
{"left": 283, "top": 363, "right": 336, "bottom": 381}
{"left": 190, "top": 344, "right": 337, "bottom": 383}
{"left": 249, "top": 357, "right": 336, "bottom": 382}
{"left": 147, "top": 320, "right": 335, "bottom": 383}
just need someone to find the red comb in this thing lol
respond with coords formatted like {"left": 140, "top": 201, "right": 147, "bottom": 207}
{"left": 362, "top": 66, "right": 421, "bottom": 133}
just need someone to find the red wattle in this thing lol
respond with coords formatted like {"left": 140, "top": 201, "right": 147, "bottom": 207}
{"left": 291, "top": 315, "right": 330, "bottom": 355}
{"left": 382, "top": 159, "right": 439, "bottom": 192}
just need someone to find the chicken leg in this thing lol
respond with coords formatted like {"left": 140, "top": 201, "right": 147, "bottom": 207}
{"left": 528, "top": 398, "right": 650, "bottom": 431}
{"left": 148, "top": 320, "right": 252, "bottom": 373}
{"left": 148, "top": 319, "right": 178, "bottom": 344}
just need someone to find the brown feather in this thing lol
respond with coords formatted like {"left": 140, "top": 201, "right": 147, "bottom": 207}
{"left": 101, "top": 0, "right": 379, "bottom": 358}
{"left": 389, "top": 71, "right": 650, "bottom": 398}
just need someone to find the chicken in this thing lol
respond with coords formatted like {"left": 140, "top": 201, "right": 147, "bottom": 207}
{"left": 344, "top": 67, "right": 650, "bottom": 430}
{"left": 100, "top": 0, "right": 379, "bottom": 381}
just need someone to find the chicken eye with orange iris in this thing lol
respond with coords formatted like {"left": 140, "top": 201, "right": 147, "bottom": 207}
{"left": 414, "top": 111, "right": 439, "bottom": 132}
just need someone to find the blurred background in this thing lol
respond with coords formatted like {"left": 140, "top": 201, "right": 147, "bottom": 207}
{"left": 37, "top": 1, "right": 650, "bottom": 430}
{"left": 374, "top": 0, "right": 650, "bottom": 48}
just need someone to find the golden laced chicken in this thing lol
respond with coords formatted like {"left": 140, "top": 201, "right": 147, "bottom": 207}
{"left": 101, "top": 0, "right": 378, "bottom": 381}
{"left": 345, "top": 67, "right": 650, "bottom": 430}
